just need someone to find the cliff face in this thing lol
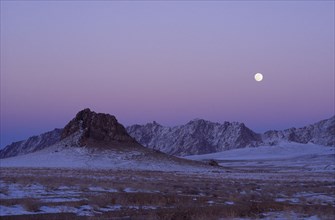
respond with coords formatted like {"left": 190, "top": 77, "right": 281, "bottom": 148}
{"left": 61, "top": 108, "right": 137, "bottom": 146}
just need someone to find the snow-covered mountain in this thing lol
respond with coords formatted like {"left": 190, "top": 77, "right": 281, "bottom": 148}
{"left": 127, "top": 116, "right": 334, "bottom": 156}
{"left": 0, "top": 109, "right": 209, "bottom": 171}
{"left": 0, "top": 128, "right": 62, "bottom": 158}
{"left": 127, "top": 119, "right": 262, "bottom": 156}
{"left": 127, "top": 116, "right": 335, "bottom": 156}
{"left": 1, "top": 111, "right": 334, "bottom": 159}
{"left": 0, "top": 107, "right": 139, "bottom": 159}
{"left": 262, "top": 116, "right": 335, "bottom": 147}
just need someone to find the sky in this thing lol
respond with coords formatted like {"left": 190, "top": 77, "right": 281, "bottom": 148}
{"left": 1, "top": 1, "right": 334, "bottom": 148}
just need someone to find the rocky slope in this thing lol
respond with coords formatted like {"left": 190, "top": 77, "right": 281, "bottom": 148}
{"left": 262, "top": 116, "right": 335, "bottom": 147}
{"left": 61, "top": 108, "right": 138, "bottom": 146}
{"left": 0, "top": 108, "right": 139, "bottom": 159}
{"left": 127, "top": 119, "right": 262, "bottom": 156}
{"left": 1, "top": 110, "right": 334, "bottom": 158}
{"left": 0, "top": 128, "right": 62, "bottom": 159}
{"left": 127, "top": 116, "right": 334, "bottom": 156}
{"left": 0, "top": 109, "right": 210, "bottom": 171}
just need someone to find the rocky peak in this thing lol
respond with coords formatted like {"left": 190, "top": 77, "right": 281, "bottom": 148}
{"left": 263, "top": 116, "right": 335, "bottom": 146}
{"left": 127, "top": 118, "right": 262, "bottom": 155}
{"left": 188, "top": 118, "right": 210, "bottom": 125}
{"left": 146, "top": 121, "right": 162, "bottom": 128}
{"left": 61, "top": 108, "right": 136, "bottom": 146}
{"left": 186, "top": 119, "right": 220, "bottom": 131}
{"left": 152, "top": 121, "right": 160, "bottom": 126}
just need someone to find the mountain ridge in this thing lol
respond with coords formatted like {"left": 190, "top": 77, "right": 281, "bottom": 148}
{"left": 0, "top": 108, "right": 213, "bottom": 171}
{"left": 1, "top": 111, "right": 334, "bottom": 158}
{"left": 0, "top": 128, "right": 62, "bottom": 159}
{"left": 126, "top": 116, "right": 334, "bottom": 156}
{"left": 127, "top": 119, "right": 262, "bottom": 156}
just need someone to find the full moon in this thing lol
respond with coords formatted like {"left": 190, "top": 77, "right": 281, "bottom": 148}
{"left": 254, "top": 73, "right": 263, "bottom": 82}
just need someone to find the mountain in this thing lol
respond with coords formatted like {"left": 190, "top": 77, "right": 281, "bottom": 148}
{"left": 263, "top": 116, "right": 335, "bottom": 147}
{"left": 60, "top": 108, "right": 137, "bottom": 147}
{"left": 127, "top": 116, "right": 334, "bottom": 156}
{"left": 127, "top": 119, "right": 262, "bottom": 156}
{"left": 1, "top": 111, "right": 334, "bottom": 159}
{"left": 0, "top": 109, "right": 209, "bottom": 171}
{"left": 0, "top": 108, "right": 139, "bottom": 159}
{"left": 0, "top": 128, "right": 62, "bottom": 159}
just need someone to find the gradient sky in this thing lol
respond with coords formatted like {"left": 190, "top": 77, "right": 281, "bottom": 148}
{"left": 1, "top": 1, "right": 334, "bottom": 148}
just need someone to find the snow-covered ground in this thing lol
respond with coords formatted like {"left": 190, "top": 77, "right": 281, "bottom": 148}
{"left": 0, "top": 143, "right": 209, "bottom": 172}
{"left": 0, "top": 166, "right": 333, "bottom": 219}
{"left": 1, "top": 142, "right": 334, "bottom": 218}
{"left": 0, "top": 178, "right": 162, "bottom": 217}
{"left": 185, "top": 142, "right": 335, "bottom": 172}
{"left": 185, "top": 142, "right": 334, "bottom": 160}
{"left": 0, "top": 204, "right": 158, "bottom": 217}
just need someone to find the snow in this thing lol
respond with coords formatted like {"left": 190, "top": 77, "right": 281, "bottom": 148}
{"left": 275, "top": 197, "right": 300, "bottom": 204}
{"left": 0, "top": 205, "right": 33, "bottom": 216}
{"left": 123, "top": 187, "right": 159, "bottom": 193}
{"left": 273, "top": 191, "right": 335, "bottom": 206}
{"left": 127, "top": 119, "right": 261, "bottom": 156}
{"left": 3, "top": 141, "right": 333, "bottom": 174}
{"left": 98, "top": 205, "right": 122, "bottom": 212}
{"left": 35, "top": 205, "right": 100, "bottom": 216}
{"left": 260, "top": 211, "right": 321, "bottom": 220}
{"left": 0, "top": 183, "right": 47, "bottom": 199}
{"left": 225, "top": 211, "right": 322, "bottom": 220}
{"left": 185, "top": 142, "right": 335, "bottom": 172}
{"left": 0, "top": 143, "right": 210, "bottom": 172}
{"left": 0, "top": 203, "right": 159, "bottom": 217}
{"left": 130, "top": 205, "right": 157, "bottom": 210}
{"left": 0, "top": 181, "right": 91, "bottom": 206}
{"left": 123, "top": 187, "right": 137, "bottom": 193}
{"left": 41, "top": 197, "right": 84, "bottom": 202}
{"left": 38, "top": 205, "right": 77, "bottom": 214}
{"left": 185, "top": 142, "right": 334, "bottom": 161}
{"left": 88, "top": 186, "right": 117, "bottom": 192}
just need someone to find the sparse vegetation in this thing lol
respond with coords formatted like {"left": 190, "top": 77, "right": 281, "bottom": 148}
{"left": 0, "top": 167, "right": 334, "bottom": 219}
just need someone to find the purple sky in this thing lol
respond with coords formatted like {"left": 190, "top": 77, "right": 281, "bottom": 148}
{"left": 1, "top": 1, "right": 334, "bottom": 147}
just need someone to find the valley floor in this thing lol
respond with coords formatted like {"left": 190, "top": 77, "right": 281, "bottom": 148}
{"left": 0, "top": 165, "right": 334, "bottom": 220}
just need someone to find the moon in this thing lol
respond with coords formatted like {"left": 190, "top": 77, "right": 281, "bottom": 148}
{"left": 254, "top": 73, "right": 263, "bottom": 82}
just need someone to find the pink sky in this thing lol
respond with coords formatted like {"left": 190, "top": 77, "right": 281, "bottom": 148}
{"left": 1, "top": 1, "right": 334, "bottom": 147}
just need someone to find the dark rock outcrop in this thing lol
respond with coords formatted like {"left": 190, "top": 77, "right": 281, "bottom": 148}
{"left": 61, "top": 108, "right": 137, "bottom": 146}
{"left": 0, "top": 108, "right": 138, "bottom": 158}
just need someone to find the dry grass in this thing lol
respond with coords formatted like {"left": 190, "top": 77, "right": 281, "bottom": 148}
{"left": 0, "top": 167, "right": 334, "bottom": 219}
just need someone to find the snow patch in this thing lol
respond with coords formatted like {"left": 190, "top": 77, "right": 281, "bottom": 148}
{"left": 0, "top": 205, "right": 33, "bottom": 216}
{"left": 185, "top": 142, "right": 334, "bottom": 161}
